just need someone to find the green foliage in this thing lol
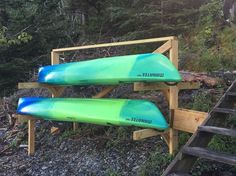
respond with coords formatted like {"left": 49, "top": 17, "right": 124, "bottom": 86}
{"left": 0, "top": 27, "right": 32, "bottom": 46}
{"left": 185, "top": 90, "right": 214, "bottom": 112}
{"left": 180, "top": 0, "right": 236, "bottom": 72}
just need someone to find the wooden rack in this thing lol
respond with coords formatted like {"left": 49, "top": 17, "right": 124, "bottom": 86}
{"left": 16, "top": 36, "right": 207, "bottom": 155}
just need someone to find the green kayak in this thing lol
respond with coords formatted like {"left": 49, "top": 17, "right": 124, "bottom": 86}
{"left": 17, "top": 97, "right": 169, "bottom": 130}
{"left": 38, "top": 53, "right": 182, "bottom": 85}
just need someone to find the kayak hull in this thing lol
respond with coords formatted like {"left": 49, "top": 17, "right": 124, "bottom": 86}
{"left": 17, "top": 98, "right": 169, "bottom": 130}
{"left": 38, "top": 53, "right": 182, "bottom": 85}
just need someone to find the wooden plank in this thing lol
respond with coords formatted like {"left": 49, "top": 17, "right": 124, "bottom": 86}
{"left": 198, "top": 126, "right": 236, "bottom": 137}
{"left": 133, "top": 82, "right": 200, "bottom": 91}
{"left": 18, "top": 82, "right": 41, "bottom": 89}
{"left": 28, "top": 119, "right": 35, "bottom": 155}
{"left": 51, "top": 51, "right": 60, "bottom": 65}
{"left": 133, "top": 129, "right": 167, "bottom": 140}
{"left": 92, "top": 86, "right": 116, "bottom": 98}
{"left": 73, "top": 122, "right": 78, "bottom": 131}
{"left": 182, "top": 147, "right": 236, "bottom": 166}
{"left": 169, "top": 39, "right": 179, "bottom": 155}
{"left": 153, "top": 40, "right": 172, "bottom": 54}
{"left": 52, "top": 37, "right": 176, "bottom": 52}
{"left": 173, "top": 109, "right": 207, "bottom": 133}
{"left": 14, "top": 114, "right": 39, "bottom": 123}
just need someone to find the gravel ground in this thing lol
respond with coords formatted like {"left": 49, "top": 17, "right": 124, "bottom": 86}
{"left": 0, "top": 124, "right": 169, "bottom": 176}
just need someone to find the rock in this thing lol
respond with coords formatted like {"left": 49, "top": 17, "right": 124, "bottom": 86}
{"left": 41, "top": 166, "right": 48, "bottom": 170}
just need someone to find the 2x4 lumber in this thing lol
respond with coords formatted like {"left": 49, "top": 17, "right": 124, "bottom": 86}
{"left": 169, "top": 39, "right": 179, "bottom": 155}
{"left": 92, "top": 86, "right": 116, "bottom": 98}
{"left": 28, "top": 119, "right": 35, "bottom": 155}
{"left": 18, "top": 82, "right": 41, "bottom": 89}
{"left": 52, "top": 37, "right": 176, "bottom": 53}
{"left": 173, "top": 109, "right": 207, "bottom": 133}
{"left": 182, "top": 147, "right": 236, "bottom": 166}
{"left": 133, "top": 82, "right": 200, "bottom": 91}
{"left": 15, "top": 114, "right": 39, "bottom": 123}
{"left": 198, "top": 126, "right": 236, "bottom": 137}
{"left": 73, "top": 123, "right": 78, "bottom": 131}
{"left": 18, "top": 82, "right": 62, "bottom": 90}
{"left": 133, "top": 129, "right": 167, "bottom": 140}
{"left": 51, "top": 51, "right": 60, "bottom": 65}
{"left": 153, "top": 40, "right": 172, "bottom": 54}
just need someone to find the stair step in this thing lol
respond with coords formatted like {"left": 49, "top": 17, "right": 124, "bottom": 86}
{"left": 198, "top": 126, "right": 236, "bottom": 137}
{"left": 213, "top": 108, "right": 236, "bottom": 114}
{"left": 227, "top": 92, "right": 236, "bottom": 96}
{"left": 182, "top": 147, "right": 236, "bottom": 166}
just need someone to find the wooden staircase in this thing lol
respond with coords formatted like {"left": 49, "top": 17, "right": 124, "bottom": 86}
{"left": 162, "top": 80, "right": 236, "bottom": 175}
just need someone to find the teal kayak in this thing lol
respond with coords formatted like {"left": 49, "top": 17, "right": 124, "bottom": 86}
{"left": 38, "top": 53, "right": 182, "bottom": 85}
{"left": 17, "top": 97, "right": 169, "bottom": 130}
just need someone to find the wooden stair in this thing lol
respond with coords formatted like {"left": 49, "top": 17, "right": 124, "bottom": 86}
{"left": 162, "top": 80, "right": 236, "bottom": 175}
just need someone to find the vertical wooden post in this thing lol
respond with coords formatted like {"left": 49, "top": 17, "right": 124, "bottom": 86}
{"left": 51, "top": 51, "right": 60, "bottom": 65}
{"left": 51, "top": 50, "right": 78, "bottom": 131}
{"left": 28, "top": 119, "right": 35, "bottom": 155}
{"left": 73, "top": 122, "right": 78, "bottom": 131}
{"left": 168, "top": 39, "right": 179, "bottom": 155}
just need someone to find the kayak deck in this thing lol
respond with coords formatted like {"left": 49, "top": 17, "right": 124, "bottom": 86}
{"left": 17, "top": 97, "right": 169, "bottom": 130}
{"left": 38, "top": 53, "right": 182, "bottom": 85}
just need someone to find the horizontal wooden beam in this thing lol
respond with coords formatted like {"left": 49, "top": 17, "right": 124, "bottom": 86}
{"left": 52, "top": 37, "right": 176, "bottom": 53}
{"left": 18, "top": 82, "right": 42, "bottom": 89}
{"left": 14, "top": 114, "right": 39, "bottom": 123}
{"left": 133, "top": 82, "right": 200, "bottom": 91}
{"left": 173, "top": 108, "right": 208, "bottom": 133}
{"left": 133, "top": 129, "right": 168, "bottom": 140}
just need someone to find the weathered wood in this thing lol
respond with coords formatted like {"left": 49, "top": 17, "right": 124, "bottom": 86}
{"left": 182, "top": 147, "right": 236, "bottom": 166}
{"left": 133, "top": 82, "right": 200, "bottom": 91}
{"left": 51, "top": 51, "right": 60, "bottom": 65}
{"left": 133, "top": 129, "right": 167, "bottom": 140}
{"left": 227, "top": 92, "right": 236, "bottom": 96}
{"left": 213, "top": 107, "right": 236, "bottom": 114}
{"left": 28, "top": 119, "right": 35, "bottom": 155}
{"left": 173, "top": 109, "right": 207, "bottom": 133}
{"left": 53, "top": 37, "right": 176, "bottom": 52}
{"left": 92, "top": 86, "right": 116, "bottom": 98}
{"left": 153, "top": 40, "right": 172, "bottom": 54}
{"left": 198, "top": 126, "right": 236, "bottom": 137}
